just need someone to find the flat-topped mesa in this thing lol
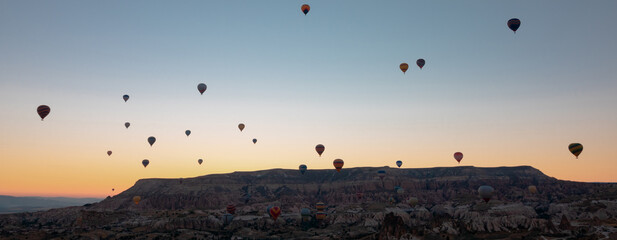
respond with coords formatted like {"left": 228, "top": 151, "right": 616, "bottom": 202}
{"left": 92, "top": 166, "right": 592, "bottom": 211}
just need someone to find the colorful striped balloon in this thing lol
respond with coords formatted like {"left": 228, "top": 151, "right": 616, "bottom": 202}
{"left": 315, "top": 144, "right": 325, "bottom": 157}
{"left": 568, "top": 143, "right": 583, "bottom": 159}
{"left": 333, "top": 159, "right": 344, "bottom": 172}
{"left": 37, "top": 105, "right": 50, "bottom": 121}
{"left": 301, "top": 4, "right": 310, "bottom": 15}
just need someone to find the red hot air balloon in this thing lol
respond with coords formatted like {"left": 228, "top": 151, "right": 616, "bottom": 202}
{"left": 301, "top": 4, "right": 310, "bottom": 15}
{"left": 37, "top": 105, "right": 50, "bottom": 121}
{"left": 315, "top": 144, "right": 325, "bottom": 157}
{"left": 227, "top": 204, "right": 236, "bottom": 214}
{"left": 416, "top": 59, "right": 425, "bottom": 69}
{"left": 507, "top": 18, "right": 521, "bottom": 33}
{"left": 454, "top": 152, "right": 463, "bottom": 163}
{"left": 197, "top": 83, "right": 207, "bottom": 95}
{"left": 333, "top": 159, "right": 344, "bottom": 172}
{"left": 269, "top": 206, "right": 281, "bottom": 221}
{"left": 107, "top": 151, "right": 112, "bottom": 156}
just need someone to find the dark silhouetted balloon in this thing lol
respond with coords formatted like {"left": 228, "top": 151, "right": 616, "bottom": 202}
{"left": 507, "top": 18, "right": 521, "bottom": 33}
{"left": 123, "top": 95, "right": 129, "bottom": 102}
{"left": 416, "top": 59, "right": 425, "bottom": 69}
{"left": 478, "top": 185, "right": 494, "bottom": 203}
{"left": 400, "top": 63, "right": 409, "bottom": 74}
{"left": 147, "top": 136, "right": 156, "bottom": 146}
{"left": 142, "top": 159, "right": 149, "bottom": 168}
{"left": 568, "top": 143, "right": 583, "bottom": 159}
{"left": 197, "top": 83, "right": 207, "bottom": 95}
{"left": 299, "top": 164, "right": 307, "bottom": 174}
{"left": 252, "top": 138, "right": 257, "bottom": 144}
{"left": 315, "top": 144, "right": 325, "bottom": 157}
{"left": 454, "top": 152, "right": 463, "bottom": 163}
{"left": 333, "top": 159, "right": 344, "bottom": 172}
{"left": 185, "top": 130, "right": 191, "bottom": 137}
{"left": 301, "top": 4, "right": 310, "bottom": 15}
{"left": 37, "top": 105, "right": 50, "bottom": 121}
{"left": 124, "top": 122, "right": 130, "bottom": 129}
{"left": 107, "top": 151, "right": 112, "bottom": 156}
{"left": 396, "top": 160, "right": 402, "bottom": 168}
{"left": 198, "top": 159, "right": 203, "bottom": 165}
{"left": 238, "top": 123, "right": 245, "bottom": 132}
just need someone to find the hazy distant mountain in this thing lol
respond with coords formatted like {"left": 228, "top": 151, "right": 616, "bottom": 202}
{"left": 0, "top": 195, "right": 101, "bottom": 214}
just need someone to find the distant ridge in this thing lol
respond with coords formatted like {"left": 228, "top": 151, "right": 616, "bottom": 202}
{"left": 0, "top": 196, "right": 102, "bottom": 214}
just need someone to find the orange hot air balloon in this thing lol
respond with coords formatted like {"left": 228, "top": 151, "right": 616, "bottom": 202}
{"left": 316, "top": 202, "right": 326, "bottom": 211}
{"left": 454, "top": 152, "right": 463, "bottom": 163}
{"left": 37, "top": 105, "right": 50, "bottom": 121}
{"left": 107, "top": 151, "right": 112, "bottom": 156}
{"left": 133, "top": 196, "right": 141, "bottom": 205}
{"left": 301, "top": 4, "right": 310, "bottom": 15}
{"left": 238, "top": 123, "right": 245, "bottom": 132}
{"left": 400, "top": 63, "right": 409, "bottom": 74}
{"left": 333, "top": 159, "right": 344, "bottom": 172}
{"left": 269, "top": 206, "right": 281, "bottom": 221}
{"left": 416, "top": 59, "right": 425, "bottom": 69}
{"left": 315, "top": 144, "right": 325, "bottom": 157}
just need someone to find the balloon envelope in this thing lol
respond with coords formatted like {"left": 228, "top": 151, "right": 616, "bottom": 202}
{"left": 478, "top": 185, "right": 494, "bottom": 203}
{"left": 185, "top": 130, "right": 191, "bottom": 136}
{"left": 252, "top": 138, "right": 257, "bottom": 144}
{"left": 528, "top": 185, "right": 538, "bottom": 194}
{"left": 299, "top": 164, "right": 307, "bottom": 174}
{"left": 197, "top": 83, "right": 207, "bottom": 95}
{"left": 507, "top": 18, "right": 521, "bottom": 32}
{"left": 316, "top": 202, "right": 326, "bottom": 211}
{"left": 238, "top": 123, "right": 245, "bottom": 132}
{"left": 377, "top": 170, "right": 386, "bottom": 180}
{"left": 315, "top": 144, "right": 325, "bottom": 157}
{"left": 568, "top": 143, "right": 583, "bottom": 159}
{"left": 198, "top": 159, "right": 203, "bottom": 165}
{"left": 142, "top": 159, "right": 149, "bottom": 168}
{"left": 333, "top": 159, "right": 344, "bottom": 172}
{"left": 396, "top": 160, "right": 402, "bottom": 168}
{"left": 416, "top": 59, "right": 425, "bottom": 69}
{"left": 37, "top": 105, "right": 50, "bottom": 120}
{"left": 133, "top": 196, "right": 141, "bottom": 205}
{"left": 301, "top": 4, "right": 310, "bottom": 15}
{"left": 454, "top": 152, "right": 463, "bottom": 163}
{"left": 124, "top": 122, "right": 130, "bottom": 129}
{"left": 147, "top": 136, "right": 156, "bottom": 146}
{"left": 107, "top": 151, "right": 112, "bottom": 156}
{"left": 123, "top": 95, "right": 129, "bottom": 102}
{"left": 227, "top": 204, "right": 236, "bottom": 214}
{"left": 400, "top": 63, "right": 409, "bottom": 73}
{"left": 269, "top": 206, "right": 281, "bottom": 221}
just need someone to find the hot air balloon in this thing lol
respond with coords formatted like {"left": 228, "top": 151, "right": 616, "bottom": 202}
{"left": 528, "top": 185, "right": 538, "bottom": 194}
{"left": 112, "top": 188, "right": 115, "bottom": 191}
{"left": 407, "top": 197, "right": 419, "bottom": 207}
{"left": 316, "top": 211, "right": 326, "bottom": 220}
{"left": 133, "top": 196, "right": 141, "bottom": 205}
{"left": 316, "top": 202, "right": 326, "bottom": 211}
{"left": 107, "top": 151, "right": 112, "bottom": 156}
{"left": 227, "top": 204, "right": 236, "bottom": 214}
{"left": 301, "top": 4, "right": 310, "bottom": 15}
{"left": 197, "top": 83, "right": 207, "bottom": 95}
{"left": 299, "top": 164, "right": 307, "bottom": 175}
{"left": 416, "top": 59, "right": 425, "bottom": 69}
{"left": 123, "top": 95, "right": 129, "bottom": 102}
{"left": 269, "top": 206, "right": 281, "bottom": 221}
{"left": 300, "top": 208, "right": 311, "bottom": 221}
{"left": 568, "top": 143, "right": 583, "bottom": 159}
{"left": 315, "top": 144, "right": 325, "bottom": 157}
{"left": 198, "top": 159, "right": 203, "bottom": 165}
{"left": 251, "top": 138, "right": 257, "bottom": 144}
{"left": 454, "top": 152, "right": 463, "bottom": 163}
{"left": 400, "top": 63, "right": 409, "bottom": 74}
{"left": 377, "top": 170, "right": 386, "bottom": 180}
{"left": 142, "top": 159, "right": 149, "bottom": 168}
{"left": 333, "top": 159, "right": 344, "bottom": 172}
{"left": 238, "top": 123, "right": 245, "bottom": 132}
{"left": 37, "top": 105, "right": 50, "bottom": 121}
{"left": 478, "top": 185, "right": 494, "bottom": 203}
{"left": 124, "top": 122, "right": 130, "bottom": 129}
{"left": 396, "top": 160, "right": 402, "bottom": 168}
{"left": 185, "top": 130, "right": 191, "bottom": 137}
{"left": 507, "top": 18, "right": 521, "bottom": 33}
{"left": 147, "top": 136, "right": 156, "bottom": 146}
{"left": 223, "top": 213, "right": 234, "bottom": 225}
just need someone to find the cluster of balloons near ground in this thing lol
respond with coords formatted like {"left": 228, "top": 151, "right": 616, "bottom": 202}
{"left": 34, "top": 5, "right": 572, "bottom": 214}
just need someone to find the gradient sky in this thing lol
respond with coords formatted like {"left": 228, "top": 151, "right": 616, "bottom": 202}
{"left": 1, "top": 1, "right": 616, "bottom": 198}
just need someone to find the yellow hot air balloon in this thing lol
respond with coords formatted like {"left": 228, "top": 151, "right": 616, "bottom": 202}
{"left": 133, "top": 196, "right": 141, "bottom": 205}
{"left": 400, "top": 63, "right": 409, "bottom": 74}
